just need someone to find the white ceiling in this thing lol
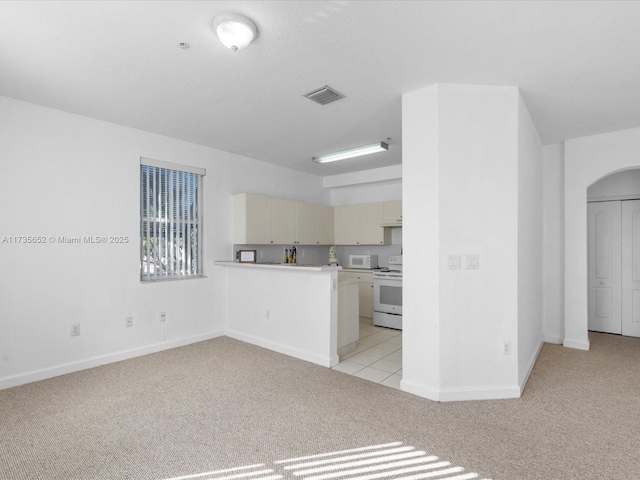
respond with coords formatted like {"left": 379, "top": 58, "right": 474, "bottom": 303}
{"left": 2, "top": 1, "right": 640, "bottom": 177}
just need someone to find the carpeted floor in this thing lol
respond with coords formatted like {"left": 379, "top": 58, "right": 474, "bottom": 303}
{"left": 0, "top": 332, "right": 639, "bottom": 479}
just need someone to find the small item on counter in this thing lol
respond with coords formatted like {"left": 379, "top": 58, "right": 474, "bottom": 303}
{"left": 292, "top": 246, "right": 297, "bottom": 264}
{"left": 328, "top": 246, "right": 337, "bottom": 265}
{"left": 283, "top": 246, "right": 288, "bottom": 263}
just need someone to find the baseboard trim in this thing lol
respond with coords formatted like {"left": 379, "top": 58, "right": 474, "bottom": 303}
{"left": 437, "top": 385, "right": 521, "bottom": 402}
{"left": 399, "top": 378, "right": 441, "bottom": 401}
{"left": 519, "top": 339, "right": 544, "bottom": 395}
{"left": 0, "top": 331, "right": 225, "bottom": 391}
{"left": 400, "top": 378, "right": 521, "bottom": 402}
{"left": 563, "top": 337, "right": 590, "bottom": 350}
{"left": 543, "top": 335, "right": 563, "bottom": 344}
{"left": 225, "top": 330, "right": 338, "bottom": 368}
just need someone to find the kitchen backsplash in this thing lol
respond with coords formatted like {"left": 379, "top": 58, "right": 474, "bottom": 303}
{"left": 233, "top": 227, "right": 402, "bottom": 267}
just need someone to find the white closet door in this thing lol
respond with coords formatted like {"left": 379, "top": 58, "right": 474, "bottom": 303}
{"left": 622, "top": 199, "right": 640, "bottom": 337}
{"left": 588, "top": 201, "right": 622, "bottom": 334}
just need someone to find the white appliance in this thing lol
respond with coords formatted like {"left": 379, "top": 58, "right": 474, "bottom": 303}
{"left": 348, "top": 254, "right": 378, "bottom": 270}
{"left": 373, "top": 255, "right": 402, "bottom": 329}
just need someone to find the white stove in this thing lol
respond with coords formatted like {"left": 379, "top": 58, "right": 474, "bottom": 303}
{"left": 373, "top": 255, "right": 402, "bottom": 329}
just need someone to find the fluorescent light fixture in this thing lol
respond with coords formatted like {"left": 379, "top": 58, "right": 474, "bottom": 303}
{"left": 312, "top": 141, "right": 388, "bottom": 164}
{"left": 212, "top": 13, "right": 258, "bottom": 52}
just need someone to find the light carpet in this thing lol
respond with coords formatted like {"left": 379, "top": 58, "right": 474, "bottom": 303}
{"left": 1, "top": 332, "right": 639, "bottom": 479}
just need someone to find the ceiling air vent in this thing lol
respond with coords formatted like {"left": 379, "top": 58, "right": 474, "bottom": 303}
{"left": 303, "top": 85, "right": 346, "bottom": 105}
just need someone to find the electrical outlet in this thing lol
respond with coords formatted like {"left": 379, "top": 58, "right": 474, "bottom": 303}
{"left": 125, "top": 316, "right": 133, "bottom": 328}
{"left": 71, "top": 323, "right": 81, "bottom": 337}
{"left": 160, "top": 311, "right": 167, "bottom": 322}
{"left": 503, "top": 341, "right": 511, "bottom": 355}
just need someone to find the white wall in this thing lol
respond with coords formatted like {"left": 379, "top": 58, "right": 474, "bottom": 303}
{"left": 517, "top": 95, "right": 544, "bottom": 388}
{"left": 329, "top": 181, "right": 402, "bottom": 206}
{"left": 587, "top": 168, "right": 640, "bottom": 200}
{"left": 402, "top": 84, "right": 442, "bottom": 398}
{"left": 222, "top": 264, "right": 338, "bottom": 367}
{"left": 564, "top": 127, "right": 640, "bottom": 350}
{"left": 0, "top": 95, "right": 327, "bottom": 389}
{"left": 437, "top": 85, "right": 520, "bottom": 398}
{"left": 402, "top": 84, "right": 530, "bottom": 401}
{"left": 542, "top": 143, "right": 565, "bottom": 344}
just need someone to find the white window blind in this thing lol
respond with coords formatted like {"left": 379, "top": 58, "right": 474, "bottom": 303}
{"left": 140, "top": 158, "right": 205, "bottom": 281}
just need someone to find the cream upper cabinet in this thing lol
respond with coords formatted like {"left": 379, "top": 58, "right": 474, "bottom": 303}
{"left": 295, "top": 201, "right": 317, "bottom": 245}
{"left": 315, "top": 204, "right": 334, "bottom": 245}
{"left": 234, "top": 193, "right": 334, "bottom": 245}
{"left": 272, "top": 197, "right": 297, "bottom": 244}
{"left": 383, "top": 200, "right": 402, "bottom": 225}
{"left": 335, "top": 202, "right": 391, "bottom": 245}
{"left": 360, "top": 202, "right": 386, "bottom": 245}
{"left": 233, "top": 193, "right": 273, "bottom": 244}
{"left": 334, "top": 204, "right": 361, "bottom": 245}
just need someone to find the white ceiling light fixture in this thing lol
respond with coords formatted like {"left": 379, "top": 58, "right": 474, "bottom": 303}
{"left": 312, "top": 142, "right": 389, "bottom": 164}
{"left": 212, "top": 13, "right": 258, "bottom": 52}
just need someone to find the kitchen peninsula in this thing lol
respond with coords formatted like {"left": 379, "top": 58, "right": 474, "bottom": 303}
{"left": 214, "top": 261, "right": 342, "bottom": 367}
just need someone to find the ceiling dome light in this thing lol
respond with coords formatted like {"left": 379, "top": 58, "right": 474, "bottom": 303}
{"left": 212, "top": 13, "right": 257, "bottom": 52}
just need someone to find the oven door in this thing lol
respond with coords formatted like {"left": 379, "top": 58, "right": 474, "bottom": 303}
{"left": 373, "top": 275, "right": 402, "bottom": 315}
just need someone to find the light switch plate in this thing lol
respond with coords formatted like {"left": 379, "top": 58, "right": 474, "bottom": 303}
{"left": 465, "top": 254, "right": 479, "bottom": 270}
{"left": 447, "top": 255, "right": 461, "bottom": 270}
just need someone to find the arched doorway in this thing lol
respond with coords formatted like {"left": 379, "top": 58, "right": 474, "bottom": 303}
{"left": 564, "top": 130, "right": 640, "bottom": 350}
{"left": 587, "top": 169, "right": 640, "bottom": 337}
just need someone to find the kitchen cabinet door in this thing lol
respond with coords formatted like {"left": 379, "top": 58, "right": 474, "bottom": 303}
{"left": 357, "top": 272, "right": 374, "bottom": 318}
{"left": 272, "top": 197, "right": 297, "bottom": 244}
{"left": 315, "top": 204, "right": 334, "bottom": 245}
{"left": 360, "top": 202, "right": 389, "bottom": 245}
{"left": 383, "top": 200, "right": 402, "bottom": 225}
{"left": 295, "top": 201, "right": 316, "bottom": 245}
{"left": 334, "top": 204, "right": 361, "bottom": 245}
{"left": 233, "top": 193, "right": 273, "bottom": 244}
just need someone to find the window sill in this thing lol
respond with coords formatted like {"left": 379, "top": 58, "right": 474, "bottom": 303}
{"left": 140, "top": 275, "right": 207, "bottom": 284}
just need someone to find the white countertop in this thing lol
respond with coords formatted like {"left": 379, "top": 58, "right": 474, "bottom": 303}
{"left": 214, "top": 261, "right": 342, "bottom": 272}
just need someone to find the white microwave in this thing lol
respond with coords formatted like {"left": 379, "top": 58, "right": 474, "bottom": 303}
{"left": 349, "top": 254, "right": 378, "bottom": 269}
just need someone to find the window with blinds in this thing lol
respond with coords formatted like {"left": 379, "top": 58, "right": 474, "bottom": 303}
{"left": 140, "top": 158, "right": 205, "bottom": 281}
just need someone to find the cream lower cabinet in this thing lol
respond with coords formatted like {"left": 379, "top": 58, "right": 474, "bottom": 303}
{"left": 358, "top": 272, "right": 374, "bottom": 318}
{"left": 337, "top": 275, "right": 360, "bottom": 355}
{"left": 340, "top": 271, "right": 374, "bottom": 318}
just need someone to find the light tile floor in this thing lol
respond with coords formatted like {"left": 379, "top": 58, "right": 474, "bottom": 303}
{"left": 332, "top": 317, "right": 402, "bottom": 389}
